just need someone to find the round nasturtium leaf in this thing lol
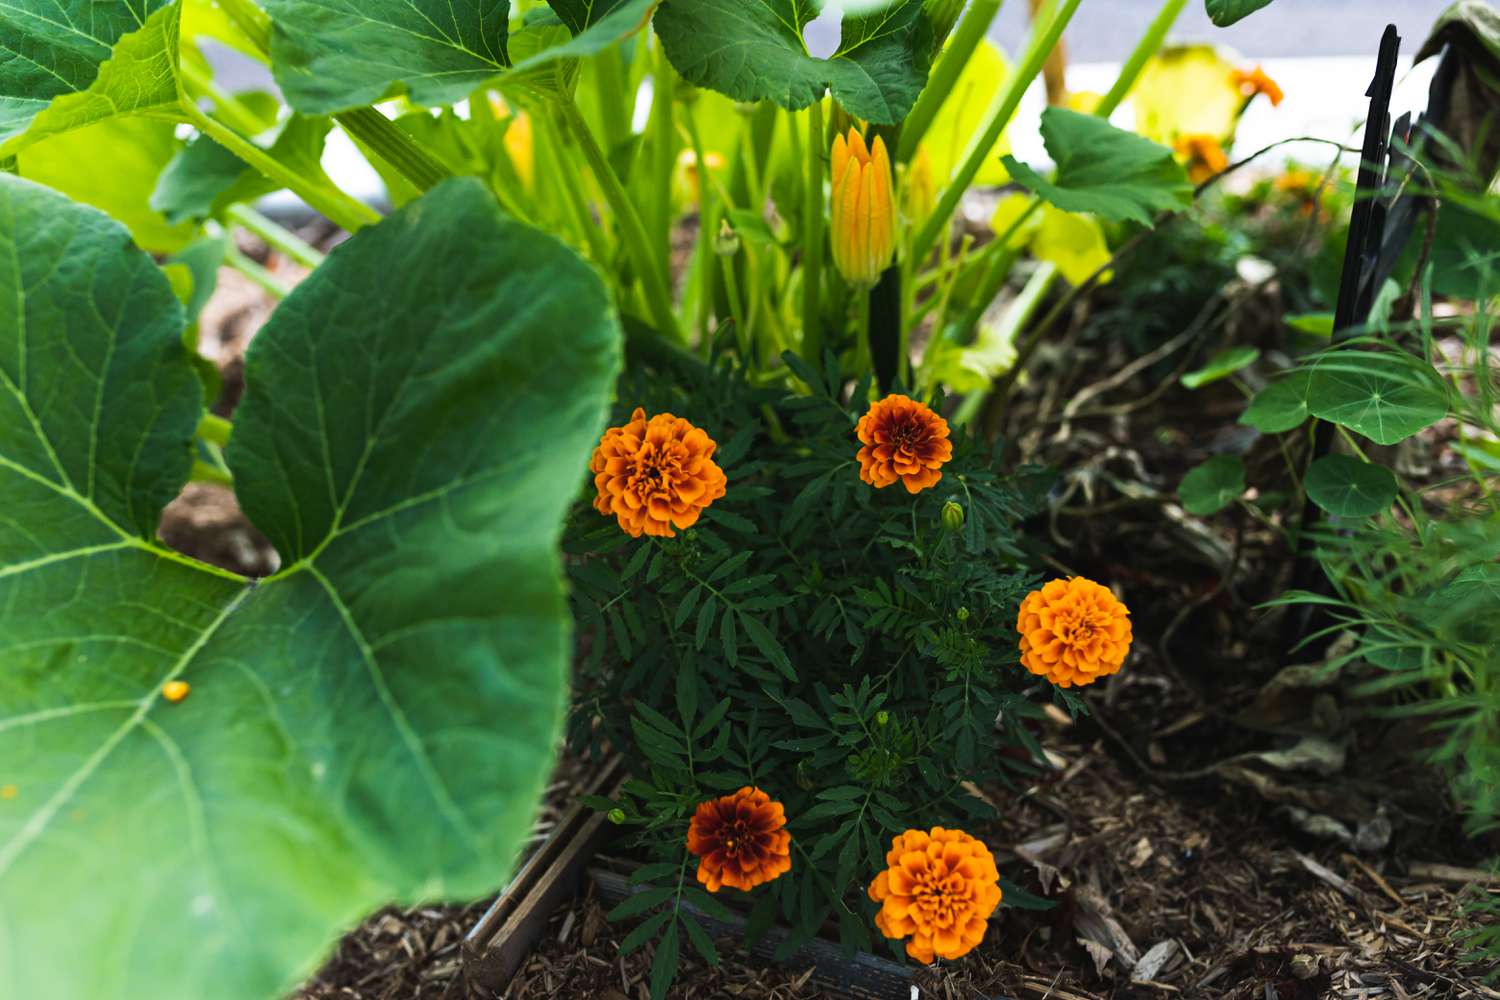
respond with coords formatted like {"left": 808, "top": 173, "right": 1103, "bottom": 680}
{"left": 0, "top": 175, "right": 622, "bottom": 1000}
{"left": 1241, "top": 368, "right": 1314, "bottom": 434}
{"left": 1179, "top": 454, "right": 1246, "bottom": 515}
{"left": 1304, "top": 454, "right": 1399, "bottom": 518}
{"left": 1305, "top": 349, "right": 1449, "bottom": 446}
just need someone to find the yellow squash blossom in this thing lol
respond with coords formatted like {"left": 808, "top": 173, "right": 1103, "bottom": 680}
{"left": 830, "top": 127, "right": 896, "bottom": 286}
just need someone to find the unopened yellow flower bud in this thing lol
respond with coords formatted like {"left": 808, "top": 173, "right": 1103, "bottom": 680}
{"left": 942, "top": 500, "right": 965, "bottom": 532}
{"left": 903, "top": 145, "right": 935, "bottom": 230}
{"left": 830, "top": 128, "right": 896, "bottom": 286}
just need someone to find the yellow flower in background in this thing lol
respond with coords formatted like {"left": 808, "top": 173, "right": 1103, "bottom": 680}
{"left": 830, "top": 127, "right": 896, "bottom": 286}
{"left": 1064, "top": 90, "right": 1104, "bottom": 115}
{"left": 1232, "top": 64, "right": 1284, "bottom": 107}
{"left": 989, "top": 196, "right": 1112, "bottom": 288}
{"left": 902, "top": 145, "right": 935, "bottom": 229}
{"left": 1175, "top": 134, "right": 1229, "bottom": 184}
{"left": 488, "top": 95, "right": 535, "bottom": 190}
{"left": 1134, "top": 44, "right": 1242, "bottom": 145}
{"left": 673, "top": 148, "right": 727, "bottom": 206}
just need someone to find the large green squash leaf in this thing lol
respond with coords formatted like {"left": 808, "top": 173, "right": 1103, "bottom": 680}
{"left": 0, "top": 175, "right": 622, "bottom": 1000}
{"left": 505, "top": 0, "right": 658, "bottom": 95}
{"left": 0, "top": 0, "right": 173, "bottom": 148}
{"left": 1002, "top": 107, "right": 1193, "bottom": 227}
{"left": 653, "top": 0, "right": 934, "bottom": 124}
{"left": 17, "top": 116, "right": 194, "bottom": 253}
{"left": 0, "top": 2, "right": 183, "bottom": 156}
{"left": 265, "top": 0, "right": 511, "bottom": 113}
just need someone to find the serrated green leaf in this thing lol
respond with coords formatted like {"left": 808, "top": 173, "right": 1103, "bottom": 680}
{"left": 740, "top": 614, "right": 795, "bottom": 680}
{"left": 1179, "top": 455, "right": 1245, "bottom": 515}
{"left": 650, "top": 919, "right": 680, "bottom": 1000}
{"left": 1, "top": 2, "right": 183, "bottom": 156}
{"left": 618, "top": 909, "right": 673, "bottom": 953}
{"left": 1241, "top": 368, "right": 1314, "bottom": 433}
{"left": 608, "top": 885, "right": 677, "bottom": 919}
{"left": 1305, "top": 350, "right": 1449, "bottom": 445}
{"left": 681, "top": 911, "right": 720, "bottom": 965}
{"left": 264, "top": 0, "right": 510, "bottom": 113}
{"left": 0, "top": 176, "right": 621, "bottom": 1000}
{"left": 694, "top": 598, "right": 718, "bottom": 649}
{"left": 1304, "top": 454, "right": 1399, "bottom": 518}
{"left": 653, "top": 0, "right": 934, "bottom": 124}
{"left": 505, "top": 0, "right": 656, "bottom": 95}
{"left": 1180, "top": 346, "right": 1259, "bottom": 389}
{"left": 1205, "top": 0, "right": 1274, "bottom": 27}
{"left": 1001, "top": 107, "right": 1192, "bottom": 227}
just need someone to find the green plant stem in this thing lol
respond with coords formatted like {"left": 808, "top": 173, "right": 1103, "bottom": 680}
{"left": 534, "top": 109, "right": 611, "bottom": 263}
{"left": 180, "top": 100, "right": 380, "bottom": 232}
{"left": 208, "top": 0, "right": 450, "bottom": 194}
{"left": 910, "top": 0, "right": 1082, "bottom": 264}
{"left": 334, "top": 107, "right": 451, "bottom": 193}
{"left": 190, "top": 459, "right": 235, "bottom": 487}
{"left": 800, "top": 100, "right": 825, "bottom": 366}
{"left": 952, "top": 262, "right": 1056, "bottom": 426}
{"left": 214, "top": 0, "right": 271, "bottom": 51}
{"left": 197, "top": 413, "right": 234, "bottom": 448}
{"left": 226, "top": 203, "right": 325, "bottom": 269}
{"left": 950, "top": 199, "right": 1041, "bottom": 342}
{"left": 178, "top": 61, "right": 268, "bottom": 137}
{"left": 226, "top": 244, "right": 291, "bottom": 298}
{"left": 650, "top": 41, "right": 677, "bottom": 264}
{"left": 1096, "top": 0, "right": 1188, "bottom": 117}
{"left": 720, "top": 252, "right": 749, "bottom": 359}
{"left": 897, "top": 0, "right": 1003, "bottom": 163}
{"left": 594, "top": 49, "right": 631, "bottom": 150}
{"left": 557, "top": 96, "right": 682, "bottom": 342}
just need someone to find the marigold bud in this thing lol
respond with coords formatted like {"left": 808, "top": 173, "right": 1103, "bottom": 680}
{"left": 830, "top": 128, "right": 896, "bottom": 286}
{"left": 875, "top": 710, "right": 890, "bottom": 727}
{"left": 957, "top": 606, "right": 969, "bottom": 622}
{"left": 942, "top": 500, "right": 965, "bottom": 532}
{"left": 607, "top": 808, "right": 626, "bottom": 825}
{"left": 162, "top": 680, "right": 190, "bottom": 703}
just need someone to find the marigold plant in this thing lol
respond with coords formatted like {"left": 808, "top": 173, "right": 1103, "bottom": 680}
{"left": 686, "top": 787, "right": 792, "bottom": 892}
{"left": 868, "top": 827, "right": 1003, "bottom": 963}
{"left": 590, "top": 407, "right": 727, "bottom": 538}
{"left": 830, "top": 127, "right": 897, "bottom": 286}
{"left": 856, "top": 394, "right": 954, "bottom": 494}
{"left": 1016, "top": 577, "right": 1133, "bottom": 688}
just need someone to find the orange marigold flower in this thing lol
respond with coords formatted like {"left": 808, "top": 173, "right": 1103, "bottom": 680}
{"left": 1016, "top": 577, "right": 1132, "bottom": 688}
{"left": 867, "top": 827, "right": 1002, "bottom": 964}
{"left": 590, "top": 407, "right": 727, "bottom": 539}
{"left": 1232, "top": 65, "right": 1284, "bottom": 106}
{"left": 1174, "top": 134, "right": 1229, "bottom": 184}
{"left": 856, "top": 395, "right": 953, "bottom": 494}
{"left": 831, "top": 127, "right": 896, "bottom": 285}
{"left": 686, "top": 787, "right": 792, "bottom": 893}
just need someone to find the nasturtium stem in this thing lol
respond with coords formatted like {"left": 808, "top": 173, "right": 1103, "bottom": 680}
{"left": 910, "top": 0, "right": 1082, "bottom": 264}
{"left": 800, "top": 100, "right": 825, "bottom": 367}
{"left": 897, "top": 0, "right": 1004, "bottom": 164}
{"left": 179, "top": 100, "right": 381, "bottom": 232}
{"left": 1096, "top": 0, "right": 1189, "bottom": 117}
{"left": 227, "top": 203, "right": 325, "bottom": 269}
{"left": 557, "top": 96, "right": 682, "bottom": 342}
{"left": 334, "top": 107, "right": 451, "bottom": 193}
{"left": 197, "top": 413, "right": 234, "bottom": 448}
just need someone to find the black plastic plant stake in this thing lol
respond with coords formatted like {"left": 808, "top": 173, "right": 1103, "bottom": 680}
{"left": 1285, "top": 25, "right": 1404, "bottom": 646}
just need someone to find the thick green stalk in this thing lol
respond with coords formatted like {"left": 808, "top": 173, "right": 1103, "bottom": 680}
{"left": 179, "top": 100, "right": 381, "bottom": 232}
{"left": 800, "top": 100, "right": 825, "bottom": 366}
{"left": 226, "top": 245, "right": 291, "bottom": 297}
{"left": 910, "top": 0, "right": 1082, "bottom": 263}
{"left": 594, "top": 49, "right": 631, "bottom": 150}
{"left": 650, "top": 42, "right": 677, "bottom": 264}
{"left": 335, "top": 107, "right": 451, "bottom": 192}
{"left": 1096, "top": 0, "right": 1189, "bottom": 117}
{"left": 226, "top": 203, "right": 325, "bottom": 269}
{"left": 897, "top": 0, "right": 1004, "bottom": 163}
{"left": 179, "top": 61, "right": 269, "bottom": 137}
{"left": 558, "top": 97, "right": 682, "bottom": 341}
{"left": 209, "top": 0, "right": 451, "bottom": 193}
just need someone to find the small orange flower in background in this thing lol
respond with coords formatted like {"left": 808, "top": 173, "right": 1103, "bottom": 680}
{"left": 868, "top": 827, "right": 1002, "bottom": 963}
{"left": 856, "top": 395, "right": 953, "bottom": 494}
{"left": 1174, "top": 134, "right": 1229, "bottom": 184}
{"left": 686, "top": 786, "right": 792, "bottom": 892}
{"left": 830, "top": 127, "right": 896, "bottom": 285}
{"left": 1232, "top": 65, "right": 1284, "bottom": 106}
{"left": 590, "top": 408, "right": 727, "bottom": 538}
{"left": 1016, "top": 577, "right": 1132, "bottom": 688}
